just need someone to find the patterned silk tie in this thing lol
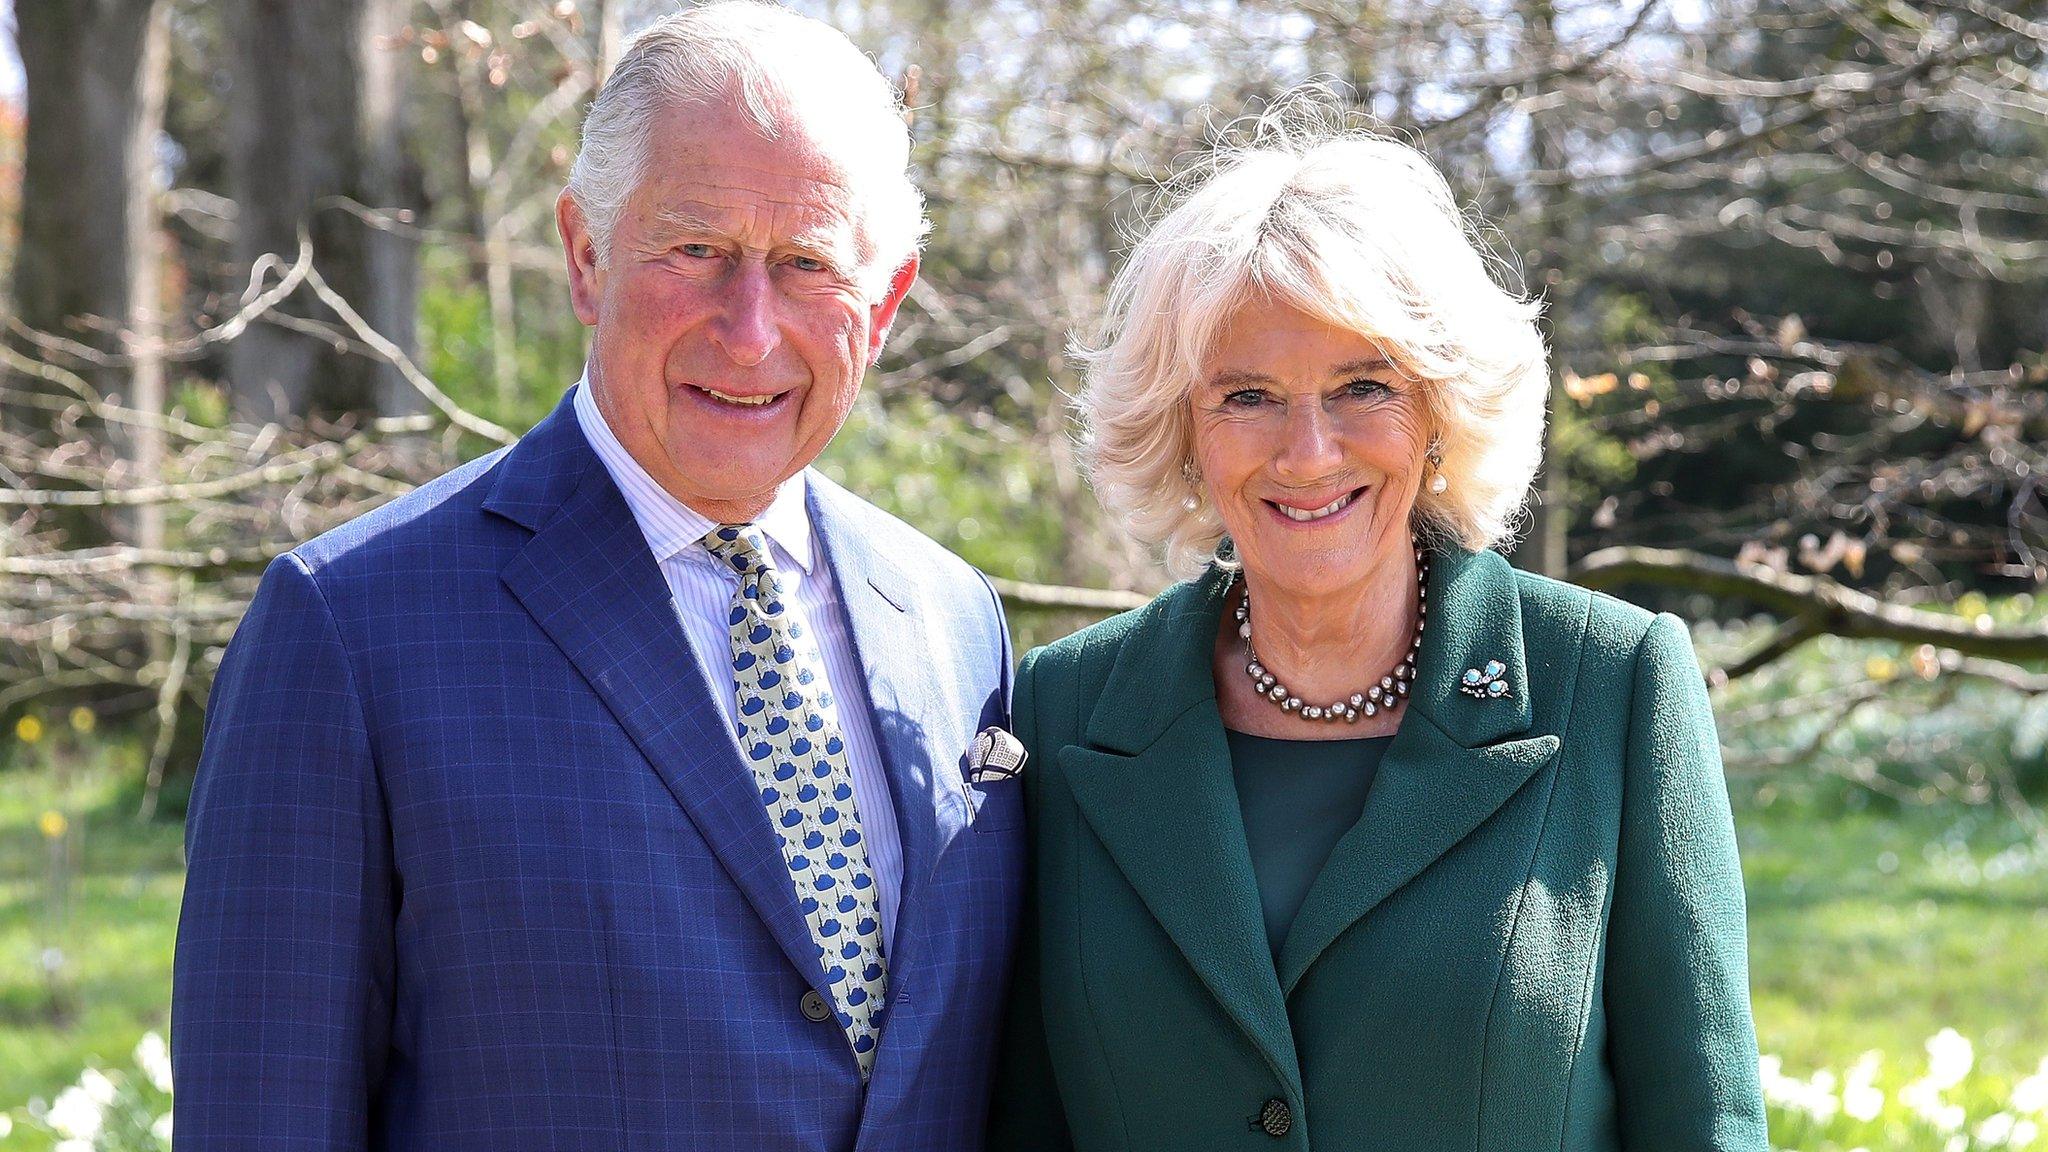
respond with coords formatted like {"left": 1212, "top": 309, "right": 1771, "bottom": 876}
{"left": 701, "top": 524, "right": 888, "bottom": 1079}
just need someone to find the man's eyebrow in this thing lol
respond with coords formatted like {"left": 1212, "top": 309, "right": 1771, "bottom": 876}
{"left": 642, "top": 205, "right": 857, "bottom": 265}
{"left": 645, "top": 206, "right": 725, "bottom": 239}
{"left": 782, "top": 225, "right": 857, "bottom": 262}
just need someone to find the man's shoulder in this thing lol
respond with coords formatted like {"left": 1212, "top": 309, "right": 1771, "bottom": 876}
{"left": 289, "top": 445, "right": 519, "bottom": 585}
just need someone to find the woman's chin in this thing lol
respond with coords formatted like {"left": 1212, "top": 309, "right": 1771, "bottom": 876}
{"left": 1237, "top": 514, "right": 1412, "bottom": 595}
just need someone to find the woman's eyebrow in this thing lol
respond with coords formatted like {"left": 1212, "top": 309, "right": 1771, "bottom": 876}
{"left": 1329, "top": 356, "right": 1394, "bottom": 377}
{"left": 1205, "top": 368, "right": 1278, "bottom": 391}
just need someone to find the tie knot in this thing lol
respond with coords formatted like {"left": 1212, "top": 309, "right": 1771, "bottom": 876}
{"left": 701, "top": 524, "right": 775, "bottom": 578}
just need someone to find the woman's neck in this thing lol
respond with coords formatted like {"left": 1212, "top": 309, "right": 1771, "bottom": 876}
{"left": 1229, "top": 550, "right": 1423, "bottom": 723}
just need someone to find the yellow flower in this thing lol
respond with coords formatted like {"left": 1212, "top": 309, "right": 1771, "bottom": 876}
{"left": 39, "top": 810, "right": 68, "bottom": 840}
{"left": 69, "top": 707, "right": 96, "bottom": 735}
{"left": 15, "top": 715, "right": 44, "bottom": 744}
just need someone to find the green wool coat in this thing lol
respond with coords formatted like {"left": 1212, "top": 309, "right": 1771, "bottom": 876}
{"left": 987, "top": 547, "right": 1769, "bottom": 1152}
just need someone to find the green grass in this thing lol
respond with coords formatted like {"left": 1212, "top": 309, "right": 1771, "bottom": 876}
{"left": 1741, "top": 798, "right": 2048, "bottom": 1076}
{"left": 3, "top": 615, "right": 2047, "bottom": 1149}
{"left": 0, "top": 734, "right": 181, "bottom": 1149}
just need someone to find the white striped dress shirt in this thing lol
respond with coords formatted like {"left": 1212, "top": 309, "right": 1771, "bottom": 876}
{"left": 572, "top": 379, "right": 904, "bottom": 948}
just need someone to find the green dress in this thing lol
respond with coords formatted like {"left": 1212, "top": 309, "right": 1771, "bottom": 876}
{"left": 1225, "top": 731, "right": 1391, "bottom": 958}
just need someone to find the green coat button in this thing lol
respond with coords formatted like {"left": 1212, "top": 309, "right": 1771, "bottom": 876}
{"left": 1256, "top": 1098, "right": 1291, "bottom": 1138}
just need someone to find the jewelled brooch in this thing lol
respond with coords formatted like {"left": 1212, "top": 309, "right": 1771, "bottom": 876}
{"left": 1459, "top": 659, "right": 1511, "bottom": 700}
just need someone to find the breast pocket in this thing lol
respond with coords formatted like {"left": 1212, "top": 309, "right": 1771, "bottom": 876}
{"left": 966, "top": 776, "right": 1025, "bottom": 833}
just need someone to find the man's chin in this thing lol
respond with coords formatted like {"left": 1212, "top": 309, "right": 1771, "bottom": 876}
{"left": 662, "top": 461, "right": 800, "bottom": 519}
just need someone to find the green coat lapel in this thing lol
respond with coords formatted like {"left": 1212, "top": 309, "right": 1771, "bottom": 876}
{"left": 1058, "top": 569, "right": 1302, "bottom": 1100}
{"left": 1278, "top": 547, "right": 1560, "bottom": 993}
{"left": 1056, "top": 549, "right": 1562, "bottom": 1080}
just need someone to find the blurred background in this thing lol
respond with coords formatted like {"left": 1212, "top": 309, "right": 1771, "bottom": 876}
{"left": 1, "top": 0, "right": 2045, "bottom": 1148}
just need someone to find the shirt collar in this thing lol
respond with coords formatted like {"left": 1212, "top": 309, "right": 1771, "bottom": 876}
{"left": 571, "top": 373, "right": 815, "bottom": 575}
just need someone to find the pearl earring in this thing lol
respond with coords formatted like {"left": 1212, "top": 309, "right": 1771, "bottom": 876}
{"left": 1181, "top": 460, "right": 1203, "bottom": 510}
{"left": 1426, "top": 438, "right": 1449, "bottom": 494}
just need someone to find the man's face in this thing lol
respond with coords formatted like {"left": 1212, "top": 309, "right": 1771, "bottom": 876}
{"left": 559, "top": 98, "right": 917, "bottom": 523}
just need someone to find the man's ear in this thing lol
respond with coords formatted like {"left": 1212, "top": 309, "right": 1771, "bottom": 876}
{"left": 865, "top": 256, "right": 921, "bottom": 366}
{"left": 558, "top": 190, "right": 604, "bottom": 327}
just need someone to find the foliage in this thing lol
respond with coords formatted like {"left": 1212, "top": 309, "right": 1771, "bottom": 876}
{"left": 819, "top": 390, "right": 1083, "bottom": 586}
{"left": 1705, "top": 593, "right": 2048, "bottom": 806}
{"left": 1760, "top": 1034, "right": 2048, "bottom": 1152}
{"left": 5, "top": 1034, "right": 172, "bottom": 1151}
{"left": 0, "top": 735, "right": 182, "bottom": 1147}
{"left": 416, "top": 245, "right": 589, "bottom": 434}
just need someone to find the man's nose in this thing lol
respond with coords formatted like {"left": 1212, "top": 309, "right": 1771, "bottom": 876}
{"left": 708, "top": 261, "right": 780, "bottom": 367}
{"left": 1272, "top": 402, "right": 1344, "bottom": 479}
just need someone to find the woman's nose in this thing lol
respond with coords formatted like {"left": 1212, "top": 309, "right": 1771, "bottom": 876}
{"left": 1271, "top": 403, "right": 1344, "bottom": 479}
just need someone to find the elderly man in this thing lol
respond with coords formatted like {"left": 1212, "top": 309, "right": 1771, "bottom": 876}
{"left": 170, "top": 5, "right": 1023, "bottom": 1150}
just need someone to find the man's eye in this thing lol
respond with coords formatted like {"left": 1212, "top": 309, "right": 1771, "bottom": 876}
{"left": 678, "top": 243, "right": 718, "bottom": 258}
{"left": 790, "top": 256, "right": 829, "bottom": 273}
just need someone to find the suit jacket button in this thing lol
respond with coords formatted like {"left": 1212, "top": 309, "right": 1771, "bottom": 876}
{"left": 800, "top": 990, "right": 832, "bottom": 1022}
{"left": 1255, "top": 1098, "right": 1291, "bottom": 1138}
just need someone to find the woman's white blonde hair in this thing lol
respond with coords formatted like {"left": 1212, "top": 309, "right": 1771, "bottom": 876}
{"left": 1075, "top": 98, "right": 1551, "bottom": 578}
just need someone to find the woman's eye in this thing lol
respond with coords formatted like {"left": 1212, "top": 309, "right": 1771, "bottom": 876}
{"left": 1224, "top": 389, "right": 1267, "bottom": 407}
{"left": 1344, "top": 378, "right": 1391, "bottom": 398}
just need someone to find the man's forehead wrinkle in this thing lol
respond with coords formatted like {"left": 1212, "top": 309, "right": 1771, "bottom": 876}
{"left": 642, "top": 169, "right": 857, "bottom": 215}
{"left": 646, "top": 198, "right": 853, "bottom": 242}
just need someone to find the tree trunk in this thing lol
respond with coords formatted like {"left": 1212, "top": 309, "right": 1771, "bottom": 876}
{"left": 9, "top": 0, "right": 170, "bottom": 402}
{"left": 594, "top": 0, "right": 625, "bottom": 87}
{"left": 7, "top": 0, "right": 173, "bottom": 543}
{"left": 1520, "top": 0, "right": 1572, "bottom": 579}
{"left": 224, "top": 0, "right": 422, "bottom": 423}
{"left": 127, "top": 5, "right": 173, "bottom": 557}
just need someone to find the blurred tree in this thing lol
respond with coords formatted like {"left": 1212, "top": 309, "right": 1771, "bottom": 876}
{"left": 4, "top": 0, "right": 2046, "bottom": 782}
{"left": 5, "top": 0, "right": 171, "bottom": 545}
{"left": 222, "top": 0, "right": 424, "bottom": 421}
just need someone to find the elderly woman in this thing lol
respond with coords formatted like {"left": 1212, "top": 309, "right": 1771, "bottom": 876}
{"left": 987, "top": 120, "right": 1768, "bottom": 1152}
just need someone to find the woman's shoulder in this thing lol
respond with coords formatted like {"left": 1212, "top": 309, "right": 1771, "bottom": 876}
{"left": 1023, "top": 580, "right": 1197, "bottom": 683}
{"left": 1506, "top": 562, "right": 1696, "bottom": 685}
{"left": 1017, "top": 577, "right": 1213, "bottom": 733}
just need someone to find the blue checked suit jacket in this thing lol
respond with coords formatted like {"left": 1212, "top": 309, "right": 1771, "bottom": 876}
{"left": 172, "top": 388, "right": 1026, "bottom": 1151}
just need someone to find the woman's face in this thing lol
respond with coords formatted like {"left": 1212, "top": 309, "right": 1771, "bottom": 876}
{"left": 1189, "top": 297, "right": 1432, "bottom": 603}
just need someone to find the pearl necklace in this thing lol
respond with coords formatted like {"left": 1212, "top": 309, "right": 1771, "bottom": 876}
{"left": 1233, "top": 546, "right": 1429, "bottom": 724}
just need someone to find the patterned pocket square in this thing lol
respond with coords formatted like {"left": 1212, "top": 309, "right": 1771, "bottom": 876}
{"left": 965, "top": 726, "right": 1028, "bottom": 785}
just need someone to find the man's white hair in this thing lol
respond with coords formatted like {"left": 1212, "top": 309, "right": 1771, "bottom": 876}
{"left": 566, "top": 1, "right": 927, "bottom": 299}
{"left": 1076, "top": 99, "right": 1551, "bottom": 578}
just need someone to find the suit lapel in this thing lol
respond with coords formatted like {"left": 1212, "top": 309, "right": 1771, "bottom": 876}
{"left": 1061, "top": 570, "right": 1302, "bottom": 1098}
{"left": 804, "top": 477, "right": 962, "bottom": 949}
{"left": 806, "top": 476, "right": 980, "bottom": 1099}
{"left": 1277, "top": 547, "right": 1558, "bottom": 993}
{"left": 486, "top": 391, "right": 829, "bottom": 990}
